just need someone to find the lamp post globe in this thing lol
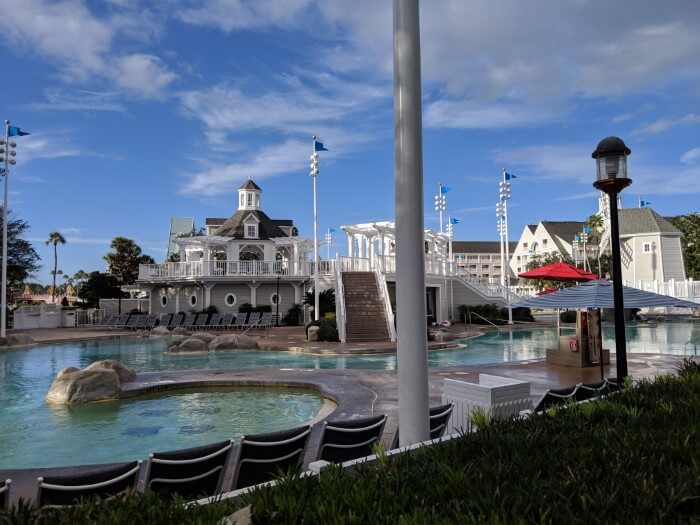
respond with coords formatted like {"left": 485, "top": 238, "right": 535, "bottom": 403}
{"left": 592, "top": 136, "right": 631, "bottom": 382}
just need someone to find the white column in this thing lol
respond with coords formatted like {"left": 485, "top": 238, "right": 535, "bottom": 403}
{"left": 393, "top": 0, "right": 430, "bottom": 446}
{"left": 204, "top": 284, "right": 214, "bottom": 308}
{"left": 174, "top": 286, "right": 181, "bottom": 313}
{"left": 347, "top": 234, "right": 353, "bottom": 257}
{"left": 292, "top": 282, "right": 302, "bottom": 304}
{"left": 248, "top": 282, "right": 260, "bottom": 307}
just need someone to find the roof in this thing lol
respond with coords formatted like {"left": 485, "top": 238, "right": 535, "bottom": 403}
{"left": 452, "top": 241, "right": 517, "bottom": 254}
{"left": 527, "top": 224, "right": 537, "bottom": 234}
{"left": 205, "top": 218, "right": 226, "bottom": 226}
{"left": 618, "top": 208, "right": 682, "bottom": 236}
{"left": 239, "top": 179, "right": 261, "bottom": 191}
{"left": 214, "top": 210, "right": 293, "bottom": 239}
{"left": 540, "top": 221, "right": 585, "bottom": 241}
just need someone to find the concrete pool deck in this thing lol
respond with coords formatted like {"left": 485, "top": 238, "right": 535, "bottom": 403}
{"left": 1, "top": 351, "right": 694, "bottom": 505}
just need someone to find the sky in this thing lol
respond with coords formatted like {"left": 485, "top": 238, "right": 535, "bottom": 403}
{"left": 1, "top": 0, "right": 699, "bottom": 284}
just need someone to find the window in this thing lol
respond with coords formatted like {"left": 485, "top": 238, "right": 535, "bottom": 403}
{"left": 240, "top": 194, "right": 244, "bottom": 206}
{"left": 542, "top": 239, "right": 548, "bottom": 246}
{"left": 224, "top": 293, "right": 237, "bottom": 307}
{"left": 247, "top": 193, "right": 252, "bottom": 206}
{"left": 643, "top": 242, "right": 651, "bottom": 253}
{"left": 246, "top": 225, "right": 257, "bottom": 238}
{"left": 270, "top": 293, "right": 281, "bottom": 306}
{"left": 160, "top": 295, "right": 168, "bottom": 307}
{"left": 523, "top": 243, "right": 528, "bottom": 249}
{"left": 190, "top": 294, "right": 197, "bottom": 307}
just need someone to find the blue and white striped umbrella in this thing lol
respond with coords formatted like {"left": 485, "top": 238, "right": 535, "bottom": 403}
{"left": 511, "top": 280, "right": 699, "bottom": 309}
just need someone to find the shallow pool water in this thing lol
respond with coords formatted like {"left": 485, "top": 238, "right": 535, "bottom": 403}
{"left": 0, "top": 321, "right": 696, "bottom": 469}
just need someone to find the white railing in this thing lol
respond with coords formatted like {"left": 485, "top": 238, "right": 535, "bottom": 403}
{"left": 374, "top": 268, "right": 397, "bottom": 342}
{"left": 139, "top": 259, "right": 336, "bottom": 280}
{"left": 334, "top": 256, "right": 347, "bottom": 342}
{"left": 624, "top": 278, "right": 700, "bottom": 303}
{"left": 337, "top": 256, "right": 371, "bottom": 272}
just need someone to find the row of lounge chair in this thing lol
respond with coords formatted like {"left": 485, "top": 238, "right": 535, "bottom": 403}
{"left": 531, "top": 377, "right": 620, "bottom": 413}
{"left": 1, "top": 404, "right": 454, "bottom": 509}
{"left": 99, "top": 312, "right": 273, "bottom": 332}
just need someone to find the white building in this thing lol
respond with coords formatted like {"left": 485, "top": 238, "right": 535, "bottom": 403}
{"left": 452, "top": 241, "right": 517, "bottom": 283}
{"left": 509, "top": 221, "right": 584, "bottom": 276}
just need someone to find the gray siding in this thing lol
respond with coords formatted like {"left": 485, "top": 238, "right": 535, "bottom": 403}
{"left": 210, "top": 283, "right": 252, "bottom": 311}
{"left": 660, "top": 235, "right": 685, "bottom": 280}
{"left": 256, "top": 282, "right": 297, "bottom": 317}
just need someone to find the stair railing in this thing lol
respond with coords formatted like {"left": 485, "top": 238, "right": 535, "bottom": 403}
{"left": 335, "top": 254, "right": 347, "bottom": 342}
{"left": 374, "top": 268, "right": 397, "bottom": 342}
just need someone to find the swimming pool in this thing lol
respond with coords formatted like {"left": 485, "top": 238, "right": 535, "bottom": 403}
{"left": 0, "top": 321, "right": 695, "bottom": 469}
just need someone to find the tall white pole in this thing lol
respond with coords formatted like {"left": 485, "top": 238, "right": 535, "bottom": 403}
{"left": 502, "top": 169, "right": 513, "bottom": 324}
{"left": 1, "top": 121, "right": 9, "bottom": 338}
{"left": 498, "top": 203, "right": 505, "bottom": 287}
{"left": 394, "top": 0, "right": 430, "bottom": 446}
{"left": 438, "top": 181, "right": 443, "bottom": 233}
{"left": 312, "top": 136, "right": 320, "bottom": 321}
{"left": 326, "top": 228, "right": 331, "bottom": 261}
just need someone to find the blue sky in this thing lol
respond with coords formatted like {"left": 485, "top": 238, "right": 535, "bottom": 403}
{"left": 1, "top": 1, "right": 699, "bottom": 284}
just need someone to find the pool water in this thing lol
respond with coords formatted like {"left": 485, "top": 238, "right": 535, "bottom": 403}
{"left": 0, "top": 322, "right": 696, "bottom": 469}
{"left": 0, "top": 387, "right": 324, "bottom": 469}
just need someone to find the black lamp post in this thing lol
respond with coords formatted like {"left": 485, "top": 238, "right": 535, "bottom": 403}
{"left": 275, "top": 271, "right": 281, "bottom": 327}
{"left": 116, "top": 274, "right": 123, "bottom": 315}
{"left": 592, "top": 136, "right": 632, "bottom": 382}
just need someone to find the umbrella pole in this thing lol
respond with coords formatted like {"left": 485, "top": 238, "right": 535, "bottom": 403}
{"left": 598, "top": 308, "right": 604, "bottom": 381}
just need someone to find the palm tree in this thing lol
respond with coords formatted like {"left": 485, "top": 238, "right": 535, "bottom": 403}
{"left": 46, "top": 232, "right": 66, "bottom": 302}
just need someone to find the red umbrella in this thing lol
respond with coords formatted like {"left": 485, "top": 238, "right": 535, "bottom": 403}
{"left": 518, "top": 262, "right": 598, "bottom": 282}
{"left": 536, "top": 287, "right": 559, "bottom": 296}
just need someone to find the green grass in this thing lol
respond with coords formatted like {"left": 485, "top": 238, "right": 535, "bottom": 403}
{"left": 3, "top": 360, "right": 699, "bottom": 524}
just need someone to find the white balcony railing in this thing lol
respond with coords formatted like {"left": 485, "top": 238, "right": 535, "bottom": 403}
{"left": 139, "top": 259, "right": 336, "bottom": 280}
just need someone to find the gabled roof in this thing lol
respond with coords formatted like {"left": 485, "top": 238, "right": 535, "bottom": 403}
{"left": 618, "top": 208, "right": 681, "bottom": 236}
{"left": 214, "top": 209, "right": 292, "bottom": 239}
{"left": 239, "top": 179, "right": 261, "bottom": 191}
{"left": 526, "top": 224, "right": 537, "bottom": 234}
{"left": 539, "top": 221, "right": 585, "bottom": 241}
{"left": 205, "top": 218, "right": 226, "bottom": 226}
{"left": 453, "top": 241, "right": 517, "bottom": 254}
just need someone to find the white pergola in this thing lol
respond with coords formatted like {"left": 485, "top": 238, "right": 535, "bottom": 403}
{"left": 174, "top": 235, "right": 315, "bottom": 263}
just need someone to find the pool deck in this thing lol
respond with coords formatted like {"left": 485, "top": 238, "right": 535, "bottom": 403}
{"left": 1, "top": 351, "right": 694, "bottom": 505}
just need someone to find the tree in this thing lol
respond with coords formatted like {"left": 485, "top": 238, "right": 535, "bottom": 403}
{"left": 0, "top": 212, "right": 41, "bottom": 294}
{"left": 303, "top": 288, "right": 336, "bottom": 317}
{"left": 77, "top": 272, "right": 124, "bottom": 308}
{"left": 45, "top": 231, "right": 66, "bottom": 302}
{"left": 103, "top": 237, "right": 155, "bottom": 284}
{"left": 669, "top": 213, "right": 700, "bottom": 279}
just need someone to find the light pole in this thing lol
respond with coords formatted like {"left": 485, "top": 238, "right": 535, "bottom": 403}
{"left": 116, "top": 275, "right": 124, "bottom": 315}
{"left": 434, "top": 181, "right": 447, "bottom": 233}
{"left": 1, "top": 120, "right": 29, "bottom": 338}
{"left": 325, "top": 227, "right": 334, "bottom": 261}
{"left": 394, "top": 0, "right": 430, "bottom": 446}
{"left": 275, "top": 270, "right": 281, "bottom": 327}
{"left": 309, "top": 137, "right": 328, "bottom": 321}
{"left": 498, "top": 170, "right": 514, "bottom": 324}
{"left": 592, "top": 136, "right": 632, "bottom": 382}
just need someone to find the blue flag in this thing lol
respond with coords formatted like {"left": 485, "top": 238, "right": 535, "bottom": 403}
{"left": 328, "top": 227, "right": 335, "bottom": 233}
{"left": 8, "top": 125, "right": 30, "bottom": 137}
{"left": 504, "top": 172, "right": 516, "bottom": 180}
{"left": 575, "top": 235, "right": 581, "bottom": 242}
{"left": 449, "top": 217, "right": 459, "bottom": 224}
{"left": 639, "top": 199, "right": 651, "bottom": 207}
{"left": 583, "top": 227, "right": 591, "bottom": 234}
{"left": 314, "top": 140, "right": 329, "bottom": 152}
{"left": 440, "top": 186, "right": 451, "bottom": 194}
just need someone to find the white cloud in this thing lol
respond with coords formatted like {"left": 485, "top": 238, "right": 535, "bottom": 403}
{"left": 25, "top": 87, "right": 126, "bottom": 112}
{"left": 424, "top": 100, "right": 563, "bottom": 130}
{"left": 16, "top": 135, "right": 84, "bottom": 164}
{"left": 110, "top": 54, "right": 177, "bottom": 99}
{"left": 681, "top": 147, "right": 700, "bottom": 165}
{"left": 633, "top": 113, "right": 700, "bottom": 135}
{"left": 177, "top": 0, "right": 315, "bottom": 32}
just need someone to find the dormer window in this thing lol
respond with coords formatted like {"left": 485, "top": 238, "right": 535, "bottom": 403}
{"left": 245, "top": 224, "right": 258, "bottom": 239}
{"left": 240, "top": 194, "right": 244, "bottom": 206}
{"left": 247, "top": 193, "right": 253, "bottom": 206}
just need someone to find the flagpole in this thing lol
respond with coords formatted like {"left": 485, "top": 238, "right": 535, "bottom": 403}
{"left": 502, "top": 168, "right": 513, "bottom": 324}
{"left": 1, "top": 120, "right": 9, "bottom": 338}
{"left": 311, "top": 135, "right": 319, "bottom": 321}
{"left": 438, "top": 181, "right": 443, "bottom": 233}
{"left": 326, "top": 227, "right": 331, "bottom": 261}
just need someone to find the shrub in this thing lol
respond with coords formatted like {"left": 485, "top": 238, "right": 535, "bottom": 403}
{"left": 238, "top": 303, "right": 254, "bottom": 313}
{"left": 457, "top": 304, "right": 535, "bottom": 324}
{"left": 283, "top": 303, "right": 302, "bottom": 326}
{"left": 559, "top": 310, "right": 577, "bottom": 323}
{"left": 238, "top": 303, "right": 271, "bottom": 314}
{"left": 202, "top": 305, "right": 218, "bottom": 314}
{"left": 129, "top": 308, "right": 141, "bottom": 314}
{"left": 60, "top": 296, "right": 69, "bottom": 307}
{"left": 318, "top": 313, "right": 339, "bottom": 341}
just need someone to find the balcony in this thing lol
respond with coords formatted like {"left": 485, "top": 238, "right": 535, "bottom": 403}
{"left": 138, "top": 259, "right": 336, "bottom": 281}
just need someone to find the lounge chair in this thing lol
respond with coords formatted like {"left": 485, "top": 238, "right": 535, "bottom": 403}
{"left": 124, "top": 315, "right": 141, "bottom": 331}
{"left": 533, "top": 385, "right": 579, "bottom": 412}
{"left": 258, "top": 312, "right": 273, "bottom": 330}
{"left": 219, "top": 313, "right": 234, "bottom": 330}
{"left": 98, "top": 314, "right": 114, "bottom": 328}
{"left": 168, "top": 313, "right": 184, "bottom": 329}
{"left": 193, "top": 314, "right": 209, "bottom": 330}
{"left": 36, "top": 461, "right": 141, "bottom": 508}
{"left": 574, "top": 380, "right": 609, "bottom": 402}
{"left": 181, "top": 314, "right": 197, "bottom": 330}
{"left": 233, "top": 312, "right": 247, "bottom": 329}
{"left": 0, "top": 479, "right": 10, "bottom": 510}
{"left": 157, "top": 314, "right": 172, "bottom": 327}
{"left": 134, "top": 315, "right": 147, "bottom": 330}
{"left": 111, "top": 314, "right": 130, "bottom": 331}
{"left": 316, "top": 415, "right": 387, "bottom": 463}
{"left": 207, "top": 313, "right": 223, "bottom": 330}
{"left": 389, "top": 404, "right": 454, "bottom": 450}
{"left": 144, "top": 440, "right": 233, "bottom": 500}
{"left": 144, "top": 314, "right": 159, "bottom": 330}
{"left": 230, "top": 425, "right": 311, "bottom": 491}
{"left": 240, "top": 312, "right": 260, "bottom": 330}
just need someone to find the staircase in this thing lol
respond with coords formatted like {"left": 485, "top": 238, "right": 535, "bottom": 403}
{"left": 342, "top": 272, "right": 390, "bottom": 342}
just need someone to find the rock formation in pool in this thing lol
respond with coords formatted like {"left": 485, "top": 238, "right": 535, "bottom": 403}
{"left": 167, "top": 334, "right": 259, "bottom": 353}
{"left": 46, "top": 359, "right": 137, "bottom": 404}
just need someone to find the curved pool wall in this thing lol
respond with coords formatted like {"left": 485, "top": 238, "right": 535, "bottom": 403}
{"left": 0, "top": 386, "right": 326, "bottom": 469}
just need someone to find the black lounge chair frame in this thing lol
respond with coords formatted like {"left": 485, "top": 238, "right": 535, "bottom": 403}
{"left": 144, "top": 440, "right": 233, "bottom": 500}
{"left": 0, "top": 479, "right": 10, "bottom": 510}
{"left": 390, "top": 404, "right": 453, "bottom": 450}
{"left": 36, "top": 461, "right": 141, "bottom": 508}
{"left": 231, "top": 425, "right": 311, "bottom": 491}
{"left": 316, "top": 415, "right": 387, "bottom": 463}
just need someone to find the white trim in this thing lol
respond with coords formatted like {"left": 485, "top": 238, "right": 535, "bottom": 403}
{"left": 189, "top": 294, "right": 198, "bottom": 307}
{"left": 270, "top": 292, "right": 282, "bottom": 306}
{"left": 224, "top": 293, "right": 237, "bottom": 308}
{"left": 160, "top": 295, "right": 168, "bottom": 307}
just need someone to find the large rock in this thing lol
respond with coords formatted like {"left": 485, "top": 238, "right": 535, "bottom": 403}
{"left": 0, "top": 334, "right": 36, "bottom": 347}
{"left": 84, "top": 359, "right": 136, "bottom": 383}
{"left": 47, "top": 368, "right": 120, "bottom": 403}
{"left": 172, "top": 327, "right": 189, "bottom": 336}
{"left": 57, "top": 366, "right": 79, "bottom": 378}
{"left": 170, "top": 335, "right": 188, "bottom": 344}
{"left": 177, "top": 338, "right": 208, "bottom": 351}
{"left": 209, "top": 334, "right": 259, "bottom": 352}
{"left": 150, "top": 326, "right": 170, "bottom": 336}
{"left": 308, "top": 326, "right": 320, "bottom": 342}
{"left": 190, "top": 332, "right": 216, "bottom": 343}
{"left": 432, "top": 330, "right": 455, "bottom": 343}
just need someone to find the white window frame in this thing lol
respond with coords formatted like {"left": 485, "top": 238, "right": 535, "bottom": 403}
{"left": 270, "top": 292, "right": 282, "bottom": 306}
{"left": 190, "top": 294, "right": 198, "bottom": 307}
{"left": 245, "top": 223, "right": 258, "bottom": 239}
{"left": 224, "top": 293, "right": 237, "bottom": 308}
{"left": 643, "top": 242, "right": 652, "bottom": 253}
{"left": 161, "top": 295, "right": 168, "bottom": 307}
{"left": 247, "top": 193, "right": 253, "bottom": 206}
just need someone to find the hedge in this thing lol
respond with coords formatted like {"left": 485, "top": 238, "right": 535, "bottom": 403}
{"left": 4, "top": 360, "right": 698, "bottom": 524}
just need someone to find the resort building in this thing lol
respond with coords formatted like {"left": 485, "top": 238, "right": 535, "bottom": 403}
{"left": 452, "top": 241, "right": 517, "bottom": 284}
{"left": 509, "top": 221, "right": 584, "bottom": 276}
{"left": 137, "top": 180, "right": 517, "bottom": 341}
